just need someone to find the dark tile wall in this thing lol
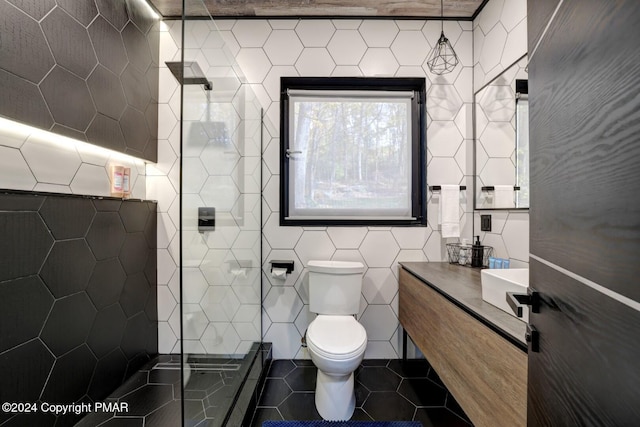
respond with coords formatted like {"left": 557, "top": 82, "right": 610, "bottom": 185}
{"left": 0, "top": 191, "right": 158, "bottom": 427}
{"left": 0, "top": 0, "right": 159, "bottom": 162}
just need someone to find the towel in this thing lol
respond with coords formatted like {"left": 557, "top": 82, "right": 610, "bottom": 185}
{"left": 438, "top": 185, "right": 460, "bottom": 238}
{"left": 494, "top": 185, "right": 514, "bottom": 208}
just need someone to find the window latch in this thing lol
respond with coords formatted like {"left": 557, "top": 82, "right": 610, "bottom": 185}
{"left": 285, "top": 149, "right": 303, "bottom": 158}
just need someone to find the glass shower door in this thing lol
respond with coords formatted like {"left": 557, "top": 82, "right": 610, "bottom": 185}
{"left": 180, "top": 1, "right": 262, "bottom": 424}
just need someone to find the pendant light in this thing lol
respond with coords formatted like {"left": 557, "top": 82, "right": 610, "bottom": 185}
{"left": 426, "top": 0, "right": 459, "bottom": 75}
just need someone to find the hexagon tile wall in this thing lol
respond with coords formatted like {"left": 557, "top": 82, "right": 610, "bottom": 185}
{"left": 0, "top": 191, "right": 157, "bottom": 427}
{"left": 0, "top": 0, "right": 160, "bottom": 162}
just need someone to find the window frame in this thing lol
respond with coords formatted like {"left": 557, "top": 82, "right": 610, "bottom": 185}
{"left": 279, "top": 77, "right": 427, "bottom": 227}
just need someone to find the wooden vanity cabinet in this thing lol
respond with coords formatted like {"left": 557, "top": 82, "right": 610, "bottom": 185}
{"left": 399, "top": 267, "right": 527, "bottom": 427}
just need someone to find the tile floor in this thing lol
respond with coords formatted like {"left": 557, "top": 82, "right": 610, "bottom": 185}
{"left": 76, "top": 355, "right": 250, "bottom": 427}
{"left": 249, "top": 359, "right": 473, "bottom": 427}
{"left": 75, "top": 356, "right": 472, "bottom": 427}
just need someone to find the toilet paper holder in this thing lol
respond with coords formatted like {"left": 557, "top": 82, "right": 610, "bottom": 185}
{"left": 269, "top": 260, "right": 294, "bottom": 274}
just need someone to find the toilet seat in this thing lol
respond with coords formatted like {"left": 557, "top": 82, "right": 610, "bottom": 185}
{"left": 307, "top": 315, "right": 367, "bottom": 360}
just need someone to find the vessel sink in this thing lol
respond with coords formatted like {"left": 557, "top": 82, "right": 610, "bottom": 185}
{"left": 481, "top": 268, "right": 529, "bottom": 322}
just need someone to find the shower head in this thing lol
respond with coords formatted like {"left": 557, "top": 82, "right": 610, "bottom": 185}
{"left": 165, "top": 61, "right": 212, "bottom": 91}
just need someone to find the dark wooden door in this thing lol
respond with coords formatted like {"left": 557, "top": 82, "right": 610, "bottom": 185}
{"left": 527, "top": 0, "right": 640, "bottom": 425}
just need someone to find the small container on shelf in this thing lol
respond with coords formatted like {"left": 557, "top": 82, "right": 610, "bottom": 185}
{"left": 446, "top": 242, "right": 493, "bottom": 268}
{"left": 446, "top": 243, "right": 461, "bottom": 264}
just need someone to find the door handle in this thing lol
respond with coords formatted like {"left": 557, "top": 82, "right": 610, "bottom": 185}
{"left": 526, "top": 324, "right": 539, "bottom": 353}
{"left": 506, "top": 287, "right": 540, "bottom": 318}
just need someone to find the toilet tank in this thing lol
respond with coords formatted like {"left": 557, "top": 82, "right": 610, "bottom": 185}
{"left": 308, "top": 260, "right": 365, "bottom": 315}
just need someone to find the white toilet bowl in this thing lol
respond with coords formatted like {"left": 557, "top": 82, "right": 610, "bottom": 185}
{"left": 306, "top": 314, "right": 367, "bottom": 420}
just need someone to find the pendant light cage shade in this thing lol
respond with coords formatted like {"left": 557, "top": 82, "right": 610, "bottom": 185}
{"left": 426, "top": 32, "right": 459, "bottom": 75}
{"left": 426, "top": 0, "right": 459, "bottom": 75}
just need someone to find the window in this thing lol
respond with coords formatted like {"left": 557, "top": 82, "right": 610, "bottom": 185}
{"left": 280, "top": 77, "right": 426, "bottom": 226}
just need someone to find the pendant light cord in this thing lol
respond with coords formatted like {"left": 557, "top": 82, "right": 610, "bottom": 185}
{"left": 440, "top": 0, "right": 444, "bottom": 33}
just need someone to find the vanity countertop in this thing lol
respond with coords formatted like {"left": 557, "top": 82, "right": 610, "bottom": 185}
{"left": 399, "top": 262, "right": 527, "bottom": 352}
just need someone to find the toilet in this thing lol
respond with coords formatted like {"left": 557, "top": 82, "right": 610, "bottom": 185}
{"left": 305, "top": 260, "right": 367, "bottom": 421}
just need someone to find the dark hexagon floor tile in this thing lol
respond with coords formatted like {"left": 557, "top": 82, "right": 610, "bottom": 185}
{"left": 87, "top": 303, "right": 127, "bottom": 358}
{"left": 354, "top": 379, "right": 370, "bottom": 407}
{"left": 41, "top": 293, "right": 97, "bottom": 356}
{"left": 277, "top": 392, "right": 321, "bottom": 421}
{"left": 145, "top": 399, "right": 187, "bottom": 427}
{"left": 0, "top": 1, "right": 55, "bottom": 83}
{"left": 119, "top": 233, "right": 150, "bottom": 275}
{"left": 83, "top": 416, "right": 143, "bottom": 427}
{"left": 87, "top": 258, "right": 127, "bottom": 310}
{"left": 185, "top": 371, "right": 223, "bottom": 393}
{"left": 149, "top": 367, "right": 181, "bottom": 385}
{"left": 184, "top": 399, "right": 206, "bottom": 424}
{"left": 414, "top": 407, "right": 473, "bottom": 427}
{"left": 356, "top": 366, "right": 402, "bottom": 392}
{"left": 361, "top": 359, "right": 389, "bottom": 367}
{"left": 445, "top": 393, "right": 471, "bottom": 423}
{"left": 0, "top": 211, "right": 53, "bottom": 282}
{"left": 41, "top": 344, "right": 97, "bottom": 404}
{"left": 40, "top": 239, "right": 96, "bottom": 298}
{"left": 285, "top": 365, "right": 317, "bottom": 392}
{"left": 87, "top": 349, "right": 128, "bottom": 401}
{"left": 0, "top": 68, "right": 54, "bottom": 130}
{"left": 351, "top": 408, "right": 374, "bottom": 421}
{"left": 398, "top": 378, "right": 447, "bottom": 407}
{"left": 108, "top": 371, "right": 149, "bottom": 399}
{"left": 0, "top": 339, "right": 55, "bottom": 403}
{"left": 39, "top": 65, "right": 96, "bottom": 132}
{"left": 39, "top": 195, "right": 95, "bottom": 240}
{"left": 86, "top": 212, "right": 126, "bottom": 260}
{"left": 0, "top": 276, "right": 54, "bottom": 353}
{"left": 387, "top": 359, "right": 431, "bottom": 378}
{"left": 267, "top": 360, "right": 296, "bottom": 378}
{"left": 88, "top": 65, "right": 127, "bottom": 120}
{"left": 257, "top": 378, "right": 292, "bottom": 407}
{"left": 41, "top": 7, "right": 97, "bottom": 78}
{"left": 119, "top": 200, "right": 151, "bottom": 233}
{"left": 362, "top": 391, "right": 416, "bottom": 421}
{"left": 118, "top": 384, "right": 173, "bottom": 417}
{"left": 428, "top": 366, "right": 446, "bottom": 388}
{"left": 250, "top": 407, "right": 283, "bottom": 427}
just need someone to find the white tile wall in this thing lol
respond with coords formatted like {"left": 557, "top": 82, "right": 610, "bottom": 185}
{"left": 474, "top": 0, "right": 527, "bottom": 92}
{"left": 473, "top": 0, "right": 529, "bottom": 267}
{"left": 0, "top": 117, "right": 146, "bottom": 198}
{"left": 215, "top": 17, "right": 473, "bottom": 359}
{"left": 155, "top": 16, "right": 476, "bottom": 359}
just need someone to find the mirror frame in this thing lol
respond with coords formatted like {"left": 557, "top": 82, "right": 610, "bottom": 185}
{"left": 473, "top": 54, "right": 529, "bottom": 211}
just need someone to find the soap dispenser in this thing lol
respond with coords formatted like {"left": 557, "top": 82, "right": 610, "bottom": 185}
{"left": 471, "top": 235, "right": 484, "bottom": 268}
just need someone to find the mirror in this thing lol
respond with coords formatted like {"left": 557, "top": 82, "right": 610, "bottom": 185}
{"left": 474, "top": 56, "right": 529, "bottom": 209}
